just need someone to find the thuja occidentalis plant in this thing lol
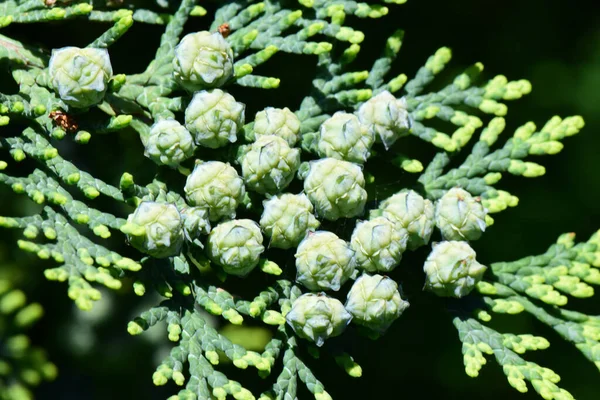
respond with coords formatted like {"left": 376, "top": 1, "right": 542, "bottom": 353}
{"left": 0, "top": 0, "right": 598, "bottom": 399}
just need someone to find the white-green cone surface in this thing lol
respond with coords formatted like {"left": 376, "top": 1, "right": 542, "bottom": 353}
{"left": 301, "top": 158, "right": 367, "bottom": 221}
{"left": 373, "top": 189, "right": 434, "bottom": 250}
{"left": 49, "top": 47, "right": 113, "bottom": 108}
{"left": 144, "top": 119, "right": 196, "bottom": 168}
{"left": 184, "top": 161, "right": 245, "bottom": 222}
{"left": 286, "top": 293, "right": 352, "bottom": 347}
{"left": 295, "top": 231, "right": 355, "bottom": 291}
{"left": 350, "top": 217, "right": 408, "bottom": 273}
{"left": 207, "top": 219, "right": 264, "bottom": 277}
{"left": 125, "top": 202, "right": 184, "bottom": 258}
{"left": 434, "top": 187, "right": 487, "bottom": 241}
{"left": 185, "top": 89, "right": 245, "bottom": 149}
{"left": 260, "top": 194, "right": 320, "bottom": 249}
{"left": 173, "top": 31, "right": 234, "bottom": 91}
{"left": 181, "top": 206, "right": 211, "bottom": 242}
{"left": 423, "top": 241, "right": 487, "bottom": 298}
{"left": 345, "top": 274, "right": 409, "bottom": 333}
{"left": 356, "top": 90, "right": 410, "bottom": 149}
{"left": 239, "top": 136, "right": 301, "bottom": 194}
{"left": 316, "top": 112, "right": 374, "bottom": 164}
{"left": 253, "top": 107, "right": 300, "bottom": 146}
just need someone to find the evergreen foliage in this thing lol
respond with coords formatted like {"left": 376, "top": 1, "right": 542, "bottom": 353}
{"left": 0, "top": 0, "right": 596, "bottom": 399}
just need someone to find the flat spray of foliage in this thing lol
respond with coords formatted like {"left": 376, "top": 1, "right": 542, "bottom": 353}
{"left": 0, "top": 0, "right": 598, "bottom": 399}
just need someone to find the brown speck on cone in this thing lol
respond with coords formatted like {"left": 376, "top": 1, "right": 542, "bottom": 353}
{"left": 218, "top": 23, "right": 231, "bottom": 38}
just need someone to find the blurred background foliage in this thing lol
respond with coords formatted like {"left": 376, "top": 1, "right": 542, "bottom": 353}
{"left": 0, "top": 0, "right": 599, "bottom": 399}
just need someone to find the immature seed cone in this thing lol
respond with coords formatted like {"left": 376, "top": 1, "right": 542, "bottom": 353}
{"left": 49, "top": 47, "right": 113, "bottom": 108}
{"left": 301, "top": 158, "right": 367, "bottom": 221}
{"left": 345, "top": 274, "right": 409, "bottom": 333}
{"left": 173, "top": 31, "right": 234, "bottom": 91}
{"left": 144, "top": 119, "right": 195, "bottom": 168}
{"left": 260, "top": 193, "right": 320, "bottom": 249}
{"left": 295, "top": 231, "right": 355, "bottom": 291}
{"left": 125, "top": 202, "right": 184, "bottom": 258}
{"left": 350, "top": 217, "right": 408, "bottom": 273}
{"left": 185, "top": 89, "right": 245, "bottom": 149}
{"left": 239, "top": 136, "right": 301, "bottom": 194}
{"left": 423, "top": 241, "right": 487, "bottom": 298}
{"left": 180, "top": 206, "right": 211, "bottom": 242}
{"left": 356, "top": 90, "right": 410, "bottom": 149}
{"left": 252, "top": 107, "right": 300, "bottom": 146}
{"left": 184, "top": 161, "right": 245, "bottom": 222}
{"left": 207, "top": 219, "right": 264, "bottom": 277}
{"left": 316, "top": 112, "right": 374, "bottom": 164}
{"left": 373, "top": 189, "right": 434, "bottom": 250}
{"left": 434, "top": 187, "right": 487, "bottom": 241}
{"left": 286, "top": 293, "right": 352, "bottom": 347}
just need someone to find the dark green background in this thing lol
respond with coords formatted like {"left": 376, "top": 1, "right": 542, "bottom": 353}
{"left": 1, "top": 0, "right": 599, "bottom": 399}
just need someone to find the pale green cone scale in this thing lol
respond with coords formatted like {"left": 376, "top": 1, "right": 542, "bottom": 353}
{"left": 185, "top": 89, "right": 245, "bottom": 149}
{"left": 125, "top": 202, "right": 184, "bottom": 258}
{"left": 345, "top": 273, "right": 409, "bottom": 333}
{"left": 49, "top": 46, "right": 113, "bottom": 108}
{"left": 253, "top": 107, "right": 300, "bottom": 146}
{"left": 300, "top": 158, "right": 367, "bottom": 221}
{"left": 434, "top": 187, "right": 487, "bottom": 241}
{"left": 144, "top": 119, "right": 195, "bottom": 168}
{"left": 423, "top": 241, "right": 487, "bottom": 298}
{"left": 207, "top": 219, "right": 264, "bottom": 277}
{"left": 184, "top": 161, "right": 245, "bottom": 222}
{"left": 286, "top": 293, "right": 352, "bottom": 346}
{"left": 295, "top": 231, "right": 355, "bottom": 291}
{"left": 260, "top": 193, "right": 320, "bottom": 249}
{"left": 173, "top": 31, "right": 234, "bottom": 91}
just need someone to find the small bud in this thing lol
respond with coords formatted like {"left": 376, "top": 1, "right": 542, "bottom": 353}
{"left": 316, "top": 112, "right": 374, "bottom": 163}
{"left": 357, "top": 91, "right": 410, "bottom": 149}
{"left": 184, "top": 161, "right": 245, "bottom": 222}
{"left": 173, "top": 31, "right": 234, "bottom": 91}
{"left": 295, "top": 231, "right": 355, "bottom": 291}
{"left": 125, "top": 202, "right": 184, "bottom": 258}
{"left": 302, "top": 158, "right": 367, "bottom": 221}
{"left": 144, "top": 119, "right": 196, "bottom": 168}
{"left": 253, "top": 107, "right": 300, "bottom": 146}
{"left": 423, "top": 241, "right": 487, "bottom": 298}
{"left": 260, "top": 193, "right": 320, "bottom": 249}
{"left": 239, "top": 136, "right": 300, "bottom": 194}
{"left": 185, "top": 89, "right": 245, "bottom": 149}
{"left": 49, "top": 47, "right": 112, "bottom": 108}
{"left": 207, "top": 219, "right": 264, "bottom": 277}
{"left": 434, "top": 187, "right": 487, "bottom": 241}
{"left": 286, "top": 293, "right": 351, "bottom": 346}
{"left": 345, "top": 274, "right": 409, "bottom": 333}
